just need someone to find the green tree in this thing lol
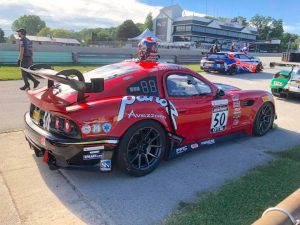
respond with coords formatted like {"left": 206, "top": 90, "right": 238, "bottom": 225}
{"left": 51, "top": 29, "right": 75, "bottom": 38}
{"left": 144, "top": 13, "right": 153, "bottom": 31}
{"left": 269, "top": 19, "right": 284, "bottom": 39}
{"left": 0, "top": 28, "right": 4, "bottom": 43}
{"left": 37, "top": 27, "right": 52, "bottom": 37}
{"left": 250, "top": 15, "right": 273, "bottom": 40}
{"left": 136, "top": 23, "right": 145, "bottom": 33}
{"left": 12, "top": 15, "right": 46, "bottom": 35}
{"left": 232, "top": 16, "right": 248, "bottom": 26}
{"left": 116, "top": 20, "right": 140, "bottom": 41}
{"left": 280, "top": 32, "right": 299, "bottom": 51}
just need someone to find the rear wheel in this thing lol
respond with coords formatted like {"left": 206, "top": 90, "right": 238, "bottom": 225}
{"left": 117, "top": 121, "right": 167, "bottom": 176}
{"left": 253, "top": 102, "right": 275, "bottom": 136}
{"left": 255, "top": 63, "right": 263, "bottom": 73}
{"left": 227, "top": 66, "right": 237, "bottom": 75}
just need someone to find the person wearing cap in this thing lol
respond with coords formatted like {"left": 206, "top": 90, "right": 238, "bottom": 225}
{"left": 17, "top": 28, "right": 39, "bottom": 90}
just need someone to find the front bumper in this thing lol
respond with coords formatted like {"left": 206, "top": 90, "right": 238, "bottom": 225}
{"left": 24, "top": 112, "right": 119, "bottom": 171}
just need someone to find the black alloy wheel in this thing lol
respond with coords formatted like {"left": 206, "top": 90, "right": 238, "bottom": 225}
{"left": 117, "top": 121, "right": 166, "bottom": 176}
{"left": 253, "top": 102, "right": 275, "bottom": 136}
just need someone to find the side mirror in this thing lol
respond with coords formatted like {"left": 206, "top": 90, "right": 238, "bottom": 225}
{"left": 215, "top": 89, "right": 225, "bottom": 98}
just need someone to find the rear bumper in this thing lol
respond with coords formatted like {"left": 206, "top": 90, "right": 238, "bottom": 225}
{"left": 24, "top": 112, "right": 118, "bottom": 170}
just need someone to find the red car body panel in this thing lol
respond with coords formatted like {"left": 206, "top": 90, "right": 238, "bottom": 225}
{"left": 24, "top": 60, "right": 275, "bottom": 171}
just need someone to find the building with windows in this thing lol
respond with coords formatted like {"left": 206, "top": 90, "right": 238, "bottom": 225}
{"left": 153, "top": 4, "right": 258, "bottom": 49}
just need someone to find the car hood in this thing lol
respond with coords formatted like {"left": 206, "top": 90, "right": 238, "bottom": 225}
{"left": 213, "top": 83, "right": 241, "bottom": 92}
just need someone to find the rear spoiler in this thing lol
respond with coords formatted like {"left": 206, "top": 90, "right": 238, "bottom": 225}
{"left": 22, "top": 64, "right": 104, "bottom": 102}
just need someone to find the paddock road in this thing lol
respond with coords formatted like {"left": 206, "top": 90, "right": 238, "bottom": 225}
{"left": 1, "top": 63, "right": 300, "bottom": 225}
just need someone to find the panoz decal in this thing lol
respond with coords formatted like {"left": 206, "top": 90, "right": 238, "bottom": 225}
{"left": 127, "top": 110, "right": 166, "bottom": 119}
{"left": 118, "top": 96, "right": 178, "bottom": 129}
{"left": 100, "top": 160, "right": 112, "bottom": 171}
{"left": 211, "top": 100, "right": 229, "bottom": 133}
{"left": 176, "top": 146, "right": 188, "bottom": 154}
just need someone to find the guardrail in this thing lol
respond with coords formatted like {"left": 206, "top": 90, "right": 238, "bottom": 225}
{"left": 0, "top": 50, "right": 202, "bottom": 65}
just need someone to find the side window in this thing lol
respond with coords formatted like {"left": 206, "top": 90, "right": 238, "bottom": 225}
{"left": 238, "top": 54, "right": 250, "bottom": 60}
{"left": 127, "top": 76, "right": 159, "bottom": 96}
{"left": 167, "top": 74, "right": 212, "bottom": 97}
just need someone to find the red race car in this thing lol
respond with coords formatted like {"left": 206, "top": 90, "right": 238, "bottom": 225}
{"left": 23, "top": 61, "right": 276, "bottom": 176}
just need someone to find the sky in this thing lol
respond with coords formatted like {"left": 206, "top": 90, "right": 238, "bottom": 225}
{"left": 0, "top": 0, "right": 300, "bottom": 36}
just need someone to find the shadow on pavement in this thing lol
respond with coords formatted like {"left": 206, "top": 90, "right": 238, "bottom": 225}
{"left": 33, "top": 125, "right": 300, "bottom": 225}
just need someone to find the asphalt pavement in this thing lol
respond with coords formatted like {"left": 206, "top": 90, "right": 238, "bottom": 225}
{"left": 1, "top": 59, "right": 300, "bottom": 225}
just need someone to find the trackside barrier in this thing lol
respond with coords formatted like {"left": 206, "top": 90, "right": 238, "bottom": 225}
{"left": 253, "top": 188, "right": 300, "bottom": 225}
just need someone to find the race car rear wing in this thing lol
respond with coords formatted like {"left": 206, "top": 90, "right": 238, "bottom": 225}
{"left": 22, "top": 64, "right": 104, "bottom": 102}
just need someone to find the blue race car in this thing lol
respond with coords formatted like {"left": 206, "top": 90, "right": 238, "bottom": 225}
{"left": 200, "top": 52, "right": 263, "bottom": 75}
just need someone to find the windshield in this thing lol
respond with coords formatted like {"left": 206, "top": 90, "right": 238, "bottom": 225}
{"left": 292, "top": 70, "right": 300, "bottom": 81}
{"left": 83, "top": 64, "right": 138, "bottom": 82}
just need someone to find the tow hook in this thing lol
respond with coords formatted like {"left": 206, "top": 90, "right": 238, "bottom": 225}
{"left": 43, "top": 151, "right": 59, "bottom": 170}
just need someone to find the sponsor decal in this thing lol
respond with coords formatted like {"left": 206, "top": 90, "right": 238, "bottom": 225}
{"left": 118, "top": 96, "right": 178, "bottom": 129}
{"left": 176, "top": 146, "right": 188, "bottom": 154}
{"left": 191, "top": 143, "right": 199, "bottom": 149}
{"left": 127, "top": 110, "right": 166, "bottom": 120}
{"left": 43, "top": 112, "right": 51, "bottom": 131}
{"left": 232, "top": 94, "right": 239, "bottom": 101}
{"left": 100, "top": 160, "right": 112, "bottom": 171}
{"left": 102, "top": 123, "right": 112, "bottom": 133}
{"left": 233, "top": 119, "right": 239, "bottom": 126}
{"left": 211, "top": 99, "right": 228, "bottom": 106}
{"left": 40, "top": 136, "right": 46, "bottom": 147}
{"left": 83, "top": 146, "right": 103, "bottom": 160}
{"left": 83, "top": 154, "right": 102, "bottom": 160}
{"left": 211, "top": 101, "right": 229, "bottom": 133}
{"left": 81, "top": 124, "right": 91, "bottom": 134}
{"left": 233, "top": 101, "right": 240, "bottom": 108}
{"left": 129, "top": 86, "right": 141, "bottom": 92}
{"left": 262, "top": 96, "right": 270, "bottom": 102}
{"left": 83, "top": 146, "right": 105, "bottom": 151}
{"left": 201, "top": 139, "right": 215, "bottom": 145}
{"left": 233, "top": 111, "right": 241, "bottom": 119}
{"left": 92, "top": 123, "right": 101, "bottom": 133}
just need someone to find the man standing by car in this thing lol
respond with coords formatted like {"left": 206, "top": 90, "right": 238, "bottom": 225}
{"left": 17, "top": 28, "right": 39, "bottom": 90}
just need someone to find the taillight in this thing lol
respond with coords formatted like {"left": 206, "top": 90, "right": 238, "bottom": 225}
{"left": 50, "top": 115, "right": 79, "bottom": 137}
{"left": 274, "top": 73, "right": 280, "bottom": 78}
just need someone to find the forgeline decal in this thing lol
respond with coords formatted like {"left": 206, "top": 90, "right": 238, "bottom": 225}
{"left": 117, "top": 96, "right": 179, "bottom": 129}
{"left": 210, "top": 99, "right": 229, "bottom": 133}
{"left": 127, "top": 110, "right": 166, "bottom": 119}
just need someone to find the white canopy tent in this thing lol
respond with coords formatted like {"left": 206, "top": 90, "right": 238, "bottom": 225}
{"left": 128, "top": 28, "right": 160, "bottom": 41}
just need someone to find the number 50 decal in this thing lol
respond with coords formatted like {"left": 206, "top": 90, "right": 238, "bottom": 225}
{"left": 211, "top": 104, "right": 228, "bottom": 133}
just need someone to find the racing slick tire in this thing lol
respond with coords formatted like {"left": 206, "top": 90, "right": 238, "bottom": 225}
{"left": 252, "top": 102, "right": 275, "bottom": 136}
{"left": 227, "top": 66, "right": 237, "bottom": 75}
{"left": 117, "top": 120, "right": 167, "bottom": 176}
{"left": 204, "top": 69, "right": 210, "bottom": 72}
{"left": 255, "top": 63, "right": 263, "bottom": 73}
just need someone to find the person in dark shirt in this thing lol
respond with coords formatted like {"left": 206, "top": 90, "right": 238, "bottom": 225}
{"left": 17, "top": 28, "right": 39, "bottom": 90}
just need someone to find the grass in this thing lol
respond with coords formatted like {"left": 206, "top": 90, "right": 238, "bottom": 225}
{"left": 0, "top": 65, "right": 99, "bottom": 80}
{"left": 0, "top": 64, "right": 201, "bottom": 80}
{"left": 163, "top": 145, "right": 300, "bottom": 225}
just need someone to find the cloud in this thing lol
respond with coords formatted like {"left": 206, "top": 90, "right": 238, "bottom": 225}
{"left": 183, "top": 10, "right": 207, "bottom": 18}
{"left": 0, "top": 0, "right": 161, "bottom": 32}
{"left": 283, "top": 23, "right": 300, "bottom": 34}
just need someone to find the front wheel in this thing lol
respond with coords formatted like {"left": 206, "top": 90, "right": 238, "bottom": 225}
{"left": 117, "top": 121, "right": 167, "bottom": 176}
{"left": 227, "top": 66, "right": 237, "bottom": 75}
{"left": 253, "top": 102, "right": 275, "bottom": 136}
